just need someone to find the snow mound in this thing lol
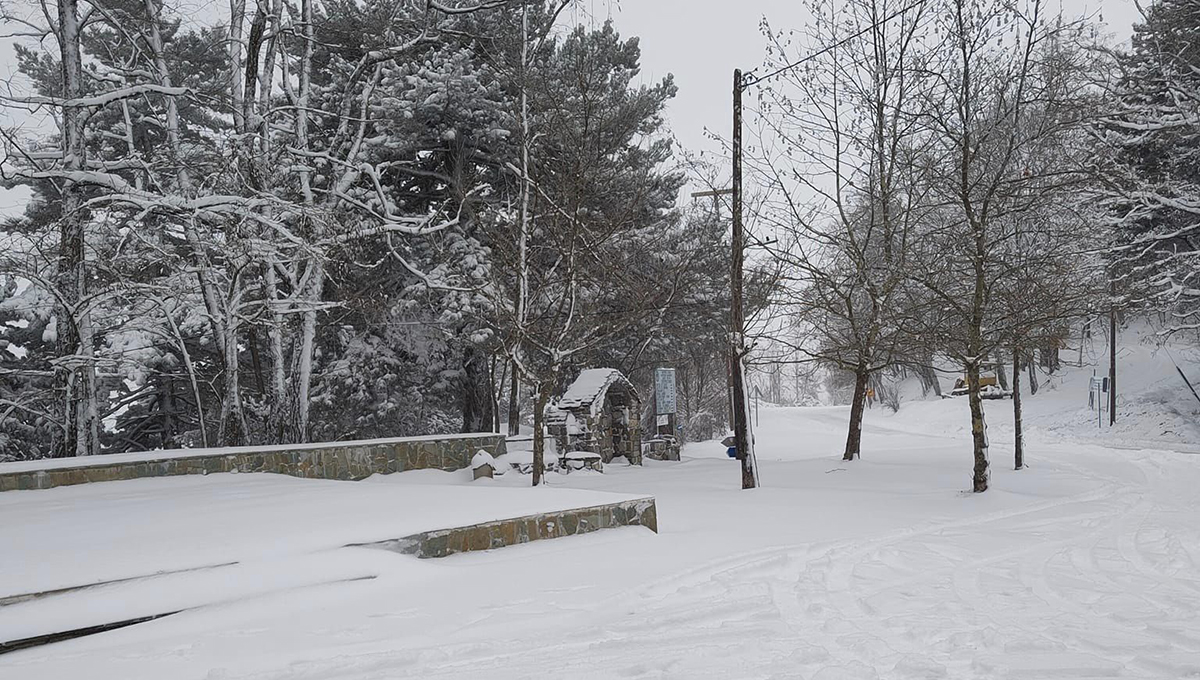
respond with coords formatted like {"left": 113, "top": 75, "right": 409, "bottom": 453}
{"left": 470, "top": 450, "right": 495, "bottom": 470}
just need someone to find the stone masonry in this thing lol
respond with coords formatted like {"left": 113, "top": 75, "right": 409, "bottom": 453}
{"left": 0, "top": 434, "right": 506, "bottom": 492}
{"left": 357, "top": 496, "right": 658, "bottom": 559}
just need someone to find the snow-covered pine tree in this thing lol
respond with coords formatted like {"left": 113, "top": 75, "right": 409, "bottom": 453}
{"left": 1100, "top": 0, "right": 1200, "bottom": 336}
{"left": 488, "top": 20, "right": 686, "bottom": 484}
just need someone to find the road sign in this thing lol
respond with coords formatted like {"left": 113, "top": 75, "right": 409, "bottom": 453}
{"left": 655, "top": 367, "right": 677, "bottom": 415}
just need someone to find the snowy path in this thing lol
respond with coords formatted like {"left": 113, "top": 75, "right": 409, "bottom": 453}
{"left": 3, "top": 405, "right": 1200, "bottom": 679}
{"left": 332, "top": 446, "right": 1199, "bottom": 679}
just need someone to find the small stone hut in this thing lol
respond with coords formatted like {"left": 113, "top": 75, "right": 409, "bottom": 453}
{"left": 546, "top": 368, "right": 642, "bottom": 464}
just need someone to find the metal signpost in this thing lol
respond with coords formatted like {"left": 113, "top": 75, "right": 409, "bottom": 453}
{"left": 1089, "top": 373, "right": 1109, "bottom": 429}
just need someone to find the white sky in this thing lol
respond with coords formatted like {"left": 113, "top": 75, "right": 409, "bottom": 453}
{"left": 0, "top": 0, "right": 1144, "bottom": 218}
{"left": 600, "top": 0, "right": 1142, "bottom": 167}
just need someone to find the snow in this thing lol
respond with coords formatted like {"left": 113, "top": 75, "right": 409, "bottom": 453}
{"left": 0, "top": 474, "right": 642, "bottom": 600}
{"left": 3, "top": 338, "right": 1200, "bottom": 679}
{"left": 564, "top": 450, "right": 601, "bottom": 460}
{"left": 550, "top": 367, "right": 633, "bottom": 419}
{"left": 470, "top": 449, "right": 495, "bottom": 470}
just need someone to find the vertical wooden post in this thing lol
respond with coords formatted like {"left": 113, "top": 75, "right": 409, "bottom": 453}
{"left": 1012, "top": 347, "right": 1023, "bottom": 470}
{"left": 731, "top": 69, "right": 758, "bottom": 489}
{"left": 1109, "top": 307, "right": 1117, "bottom": 425}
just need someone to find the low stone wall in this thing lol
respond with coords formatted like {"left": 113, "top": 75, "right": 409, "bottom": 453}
{"left": 643, "top": 437, "right": 681, "bottom": 462}
{"left": 0, "top": 434, "right": 506, "bottom": 492}
{"left": 359, "top": 496, "right": 658, "bottom": 558}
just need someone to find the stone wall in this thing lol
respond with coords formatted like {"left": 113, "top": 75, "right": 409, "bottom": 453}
{"left": 643, "top": 436, "right": 681, "bottom": 461}
{"left": 0, "top": 434, "right": 506, "bottom": 492}
{"left": 358, "top": 496, "right": 658, "bottom": 558}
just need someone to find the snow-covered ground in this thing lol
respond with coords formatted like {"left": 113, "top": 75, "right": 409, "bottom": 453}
{"left": 3, "top": 336, "right": 1200, "bottom": 679}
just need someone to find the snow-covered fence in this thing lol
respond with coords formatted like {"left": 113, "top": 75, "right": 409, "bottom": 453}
{"left": 0, "top": 433, "right": 507, "bottom": 492}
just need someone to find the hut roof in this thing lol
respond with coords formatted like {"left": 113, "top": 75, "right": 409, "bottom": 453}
{"left": 560, "top": 368, "right": 635, "bottom": 406}
{"left": 547, "top": 368, "right": 639, "bottom": 424}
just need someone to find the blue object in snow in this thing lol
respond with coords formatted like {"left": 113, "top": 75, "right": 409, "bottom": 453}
{"left": 726, "top": 446, "right": 737, "bottom": 459}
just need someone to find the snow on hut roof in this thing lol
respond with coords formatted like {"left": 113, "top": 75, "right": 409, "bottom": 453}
{"left": 545, "top": 368, "right": 639, "bottom": 426}
{"left": 556, "top": 368, "right": 629, "bottom": 410}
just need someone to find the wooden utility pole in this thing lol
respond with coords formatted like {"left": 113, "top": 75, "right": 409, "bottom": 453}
{"left": 1109, "top": 308, "right": 1117, "bottom": 425}
{"left": 731, "top": 69, "right": 759, "bottom": 489}
{"left": 1108, "top": 270, "right": 1117, "bottom": 426}
{"left": 1012, "top": 347, "right": 1024, "bottom": 469}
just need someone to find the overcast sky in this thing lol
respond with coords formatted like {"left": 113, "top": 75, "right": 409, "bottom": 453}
{"left": 599, "top": 0, "right": 1143, "bottom": 163}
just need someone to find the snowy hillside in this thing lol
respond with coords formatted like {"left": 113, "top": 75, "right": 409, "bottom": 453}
{"left": 876, "top": 322, "right": 1200, "bottom": 457}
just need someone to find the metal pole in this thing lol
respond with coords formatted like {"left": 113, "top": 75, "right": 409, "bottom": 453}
{"left": 731, "top": 68, "right": 758, "bottom": 489}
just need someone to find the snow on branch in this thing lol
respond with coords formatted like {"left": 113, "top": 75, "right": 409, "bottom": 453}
{"left": 427, "top": 0, "right": 512, "bottom": 14}
{"left": 2, "top": 84, "right": 189, "bottom": 108}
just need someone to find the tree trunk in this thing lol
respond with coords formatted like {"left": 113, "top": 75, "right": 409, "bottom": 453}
{"left": 289, "top": 260, "right": 324, "bottom": 443}
{"left": 144, "top": 0, "right": 238, "bottom": 448}
{"left": 966, "top": 361, "right": 990, "bottom": 492}
{"left": 160, "top": 381, "right": 176, "bottom": 447}
{"left": 1040, "top": 344, "right": 1056, "bottom": 374}
{"left": 993, "top": 352, "right": 1009, "bottom": 390}
{"left": 507, "top": 0, "right": 530, "bottom": 442}
{"left": 264, "top": 257, "right": 288, "bottom": 442}
{"left": 1027, "top": 356, "right": 1039, "bottom": 395}
{"left": 219, "top": 319, "right": 248, "bottom": 446}
{"left": 1012, "top": 346, "right": 1024, "bottom": 470}
{"left": 843, "top": 367, "right": 869, "bottom": 461}
{"left": 492, "top": 357, "right": 505, "bottom": 433}
{"left": 531, "top": 379, "right": 552, "bottom": 487}
{"left": 1079, "top": 319, "right": 1088, "bottom": 365}
{"left": 228, "top": 0, "right": 246, "bottom": 134}
{"left": 155, "top": 297, "right": 209, "bottom": 448}
{"left": 507, "top": 373, "right": 521, "bottom": 436}
{"left": 1048, "top": 340, "right": 1061, "bottom": 374}
{"left": 917, "top": 359, "right": 942, "bottom": 397}
{"left": 247, "top": 326, "right": 266, "bottom": 395}
{"left": 461, "top": 342, "right": 495, "bottom": 433}
{"left": 294, "top": 0, "right": 314, "bottom": 202}
{"left": 53, "top": 0, "right": 99, "bottom": 458}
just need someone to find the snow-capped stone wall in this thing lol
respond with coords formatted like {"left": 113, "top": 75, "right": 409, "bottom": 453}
{"left": 0, "top": 433, "right": 507, "bottom": 492}
{"left": 359, "top": 496, "right": 658, "bottom": 559}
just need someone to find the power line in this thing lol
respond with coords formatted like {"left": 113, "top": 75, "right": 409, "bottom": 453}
{"left": 741, "top": 0, "right": 932, "bottom": 89}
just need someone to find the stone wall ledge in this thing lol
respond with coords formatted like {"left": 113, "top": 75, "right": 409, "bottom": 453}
{"left": 0, "top": 433, "right": 507, "bottom": 492}
{"left": 356, "top": 496, "right": 658, "bottom": 559}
